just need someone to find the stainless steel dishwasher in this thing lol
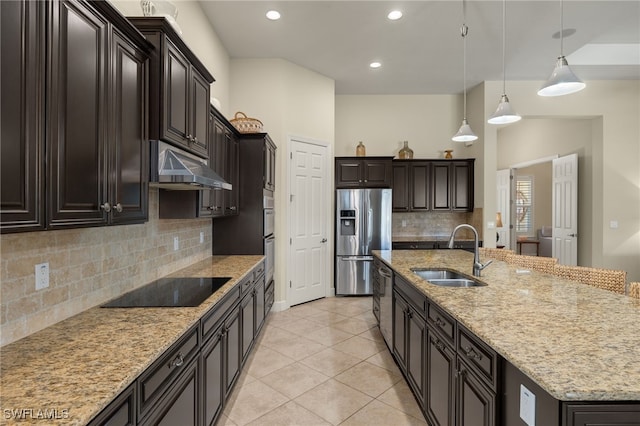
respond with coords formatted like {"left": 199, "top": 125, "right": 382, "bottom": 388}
{"left": 378, "top": 263, "right": 393, "bottom": 348}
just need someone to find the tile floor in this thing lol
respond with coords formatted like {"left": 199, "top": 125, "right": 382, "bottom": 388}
{"left": 219, "top": 296, "right": 427, "bottom": 426}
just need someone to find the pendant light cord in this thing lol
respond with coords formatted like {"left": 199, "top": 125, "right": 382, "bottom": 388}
{"left": 501, "top": 0, "right": 506, "bottom": 95}
{"left": 461, "top": 0, "right": 469, "bottom": 119}
{"left": 560, "top": 0, "right": 564, "bottom": 56}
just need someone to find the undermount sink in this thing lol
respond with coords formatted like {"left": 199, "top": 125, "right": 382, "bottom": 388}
{"left": 411, "top": 268, "right": 487, "bottom": 288}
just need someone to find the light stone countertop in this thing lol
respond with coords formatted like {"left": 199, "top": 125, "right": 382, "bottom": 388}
{"left": 0, "top": 255, "right": 264, "bottom": 426}
{"left": 374, "top": 249, "right": 640, "bottom": 402}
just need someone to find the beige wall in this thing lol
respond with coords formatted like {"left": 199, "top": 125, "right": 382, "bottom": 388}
{"left": 481, "top": 80, "right": 640, "bottom": 281}
{"left": 229, "top": 58, "right": 335, "bottom": 304}
{"left": 0, "top": 189, "right": 212, "bottom": 346}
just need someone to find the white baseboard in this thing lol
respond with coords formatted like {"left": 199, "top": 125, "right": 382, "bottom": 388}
{"left": 271, "top": 300, "right": 289, "bottom": 312}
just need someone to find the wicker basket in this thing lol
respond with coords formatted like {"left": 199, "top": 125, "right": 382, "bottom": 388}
{"left": 230, "top": 111, "right": 263, "bottom": 134}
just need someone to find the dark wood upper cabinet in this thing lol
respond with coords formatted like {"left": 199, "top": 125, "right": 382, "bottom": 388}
{"left": 128, "top": 17, "right": 214, "bottom": 159}
{"left": 411, "top": 162, "right": 431, "bottom": 211}
{"left": 199, "top": 107, "right": 238, "bottom": 218}
{"left": 1, "top": 0, "right": 151, "bottom": 233}
{"left": 392, "top": 163, "right": 409, "bottom": 211}
{"left": 0, "top": 0, "right": 45, "bottom": 233}
{"left": 431, "top": 162, "right": 451, "bottom": 210}
{"left": 335, "top": 157, "right": 393, "bottom": 188}
{"left": 452, "top": 161, "right": 474, "bottom": 211}
{"left": 391, "top": 159, "right": 474, "bottom": 213}
{"left": 110, "top": 28, "right": 149, "bottom": 225}
{"left": 47, "top": 0, "right": 110, "bottom": 228}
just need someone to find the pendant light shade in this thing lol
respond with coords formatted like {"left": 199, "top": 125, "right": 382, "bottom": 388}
{"left": 452, "top": 1, "right": 477, "bottom": 143}
{"left": 538, "top": 0, "right": 585, "bottom": 97}
{"left": 488, "top": 94, "right": 521, "bottom": 124}
{"left": 537, "top": 56, "right": 586, "bottom": 96}
{"left": 488, "top": 0, "right": 521, "bottom": 125}
{"left": 452, "top": 119, "right": 478, "bottom": 142}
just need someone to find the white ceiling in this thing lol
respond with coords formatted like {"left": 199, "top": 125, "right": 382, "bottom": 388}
{"left": 198, "top": 1, "right": 640, "bottom": 95}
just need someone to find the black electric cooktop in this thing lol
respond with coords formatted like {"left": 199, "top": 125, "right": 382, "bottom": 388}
{"left": 102, "top": 277, "right": 232, "bottom": 308}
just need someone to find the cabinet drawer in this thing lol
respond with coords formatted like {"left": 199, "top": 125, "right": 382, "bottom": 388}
{"left": 201, "top": 286, "right": 240, "bottom": 342}
{"left": 394, "top": 274, "right": 427, "bottom": 319}
{"left": 253, "top": 261, "right": 265, "bottom": 280}
{"left": 265, "top": 279, "right": 274, "bottom": 313}
{"left": 428, "top": 303, "right": 456, "bottom": 347}
{"left": 138, "top": 325, "right": 199, "bottom": 417}
{"left": 239, "top": 274, "right": 254, "bottom": 296}
{"left": 458, "top": 326, "right": 498, "bottom": 389}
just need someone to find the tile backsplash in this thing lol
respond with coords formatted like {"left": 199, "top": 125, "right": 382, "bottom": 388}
{"left": 392, "top": 209, "right": 483, "bottom": 240}
{"left": 0, "top": 188, "right": 212, "bottom": 346}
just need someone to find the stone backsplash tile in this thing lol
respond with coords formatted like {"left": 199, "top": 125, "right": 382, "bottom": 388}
{"left": 0, "top": 188, "right": 212, "bottom": 346}
{"left": 392, "top": 208, "right": 484, "bottom": 240}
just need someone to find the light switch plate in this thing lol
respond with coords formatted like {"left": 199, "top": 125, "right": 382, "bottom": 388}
{"left": 173, "top": 236, "right": 179, "bottom": 251}
{"left": 610, "top": 220, "right": 619, "bottom": 229}
{"left": 520, "top": 384, "right": 536, "bottom": 426}
{"left": 200, "top": 232, "right": 204, "bottom": 244}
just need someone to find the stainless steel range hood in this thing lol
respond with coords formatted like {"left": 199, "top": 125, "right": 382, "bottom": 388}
{"left": 150, "top": 141, "right": 231, "bottom": 190}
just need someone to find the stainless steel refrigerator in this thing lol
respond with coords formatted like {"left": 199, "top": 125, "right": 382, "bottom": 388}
{"left": 335, "top": 188, "right": 391, "bottom": 295}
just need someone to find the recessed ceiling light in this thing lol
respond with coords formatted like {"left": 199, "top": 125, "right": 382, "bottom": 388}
{"left": 369, "top": 62, "right": 382, "bottom": 69}
{"left": 387, "top": 10, "right": 403, "bottom": 20}
{"left": 266, "top": 10, "right": 281, "bottom": 20}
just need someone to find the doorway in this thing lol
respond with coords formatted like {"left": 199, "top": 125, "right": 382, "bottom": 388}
{"left": 287, "top": 136, "right": 331, "bottom": 306}
{"left": 498, "top": 153, "right": 578, "bottom": 266}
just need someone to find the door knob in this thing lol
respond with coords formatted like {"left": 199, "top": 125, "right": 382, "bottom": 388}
{"left": 568, "top": 233, "right": 578, "bottom": 237}
{"left": 320, "top": 238, "right": 327, "bottom": 243}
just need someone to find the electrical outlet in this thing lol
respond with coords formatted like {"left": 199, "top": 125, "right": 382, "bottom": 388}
{"left": 173, "top": 236, "right": 179, "bottom": 251}
{"left": 200, "top": 232, "right": 204, "bottom": 244}
{"left": 35, "top": 262, "right": 50, "bottom": 290}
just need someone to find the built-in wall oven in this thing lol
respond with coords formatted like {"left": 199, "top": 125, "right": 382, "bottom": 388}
{"left": 264, "top": 196, "right": 275, "bottom": 283}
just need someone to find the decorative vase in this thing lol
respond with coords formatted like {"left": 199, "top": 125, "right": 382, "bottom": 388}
{"left": 356, "top": 141, "right": 366, "bottom": 156}
{"left": 398, "top": 141, "right": 414, "bottom": 159}
{"left": 444, "top": 149, "right": 453, "bottom": 159}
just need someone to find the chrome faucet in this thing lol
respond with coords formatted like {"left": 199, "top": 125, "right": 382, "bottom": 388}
{"left": 447, "top": 224, "right": 492, "bottom": 277}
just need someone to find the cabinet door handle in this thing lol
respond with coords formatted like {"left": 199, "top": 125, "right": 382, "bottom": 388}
{"left": 100, "top": 202, "right": 111, "bottom": 213}
{"left": 229, "top": 206, "right": 237, "bottom": 211}
{"left": 114, "top": 203, "right": 123, "bottom": 213}
{"left": 169, "top": 352, "right": 185, "bottom": 369}
{"left": 434, "top": 338, "right": 445, "bottom": 351}
{"left": 463, "top": 345, "right": 483, "bottom": 361}
{"left": 435, "top": 317, "right": 446, "bottom": 328}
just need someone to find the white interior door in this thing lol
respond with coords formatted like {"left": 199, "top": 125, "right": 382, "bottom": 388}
{"left": 552, "top": 154, "right": 578, "bottom": 265}
{"left": 289, "top": 138, "right": 329, "bottom": 306}
{"left": 496, "top": 169, "right": 511, "bottom": 249}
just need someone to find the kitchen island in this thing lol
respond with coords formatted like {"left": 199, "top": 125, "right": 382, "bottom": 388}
{"left": 374, "top": 249, "right": 640, "bottom": 425}
{"left": 0, "top": 255, "right": 265, "bottom": 425}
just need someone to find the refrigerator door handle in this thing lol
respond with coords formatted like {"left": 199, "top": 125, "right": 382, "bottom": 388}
{"left": 339, "top": 256, "right": 374, "bottom": 261}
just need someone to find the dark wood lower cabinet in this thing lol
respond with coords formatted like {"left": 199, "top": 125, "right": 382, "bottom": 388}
{"left": 426, "top": 331, "right": 456, "bottom": 426}
{"left": 140, "top": 358, "right": 199, "bottom": 426}
{"left": 255, "top": 275, "right": 266, "bottom": 335}
{"left": 240, "top": 290, "right": 255, "bottom": 365}
{"left": 201, "top": 327, "right": 224, "bottom": 426}
{"left": 87, "top": 384, "right": 135, "bottom": 426}
{"left": 224, "top": 305, "right": 241, "bottom": 399}
{"left": 90, "top": 262, "right": 269, "bottom": 426}
{"left": 457, "top": 362, "right": 495, "bottom": 426}
{"left": 393, "top": 289, "right": 426, "bottom": 405}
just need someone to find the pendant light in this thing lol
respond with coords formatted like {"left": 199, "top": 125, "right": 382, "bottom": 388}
{"left": 488, "top": 0, "right": 521, "bottom": 124}
{"left": 452, "top": 0, "right": 478, "bottom": 143}
{"left": 538, "top": 0, "right": 585, "bottom": 96}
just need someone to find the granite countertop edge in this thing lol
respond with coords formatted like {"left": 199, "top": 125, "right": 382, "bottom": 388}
{"left": 373, "top": 249, "right": 640, "bottom": 402}
{"left": 0, "top": 255, "right": 264, "bottom": 426}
